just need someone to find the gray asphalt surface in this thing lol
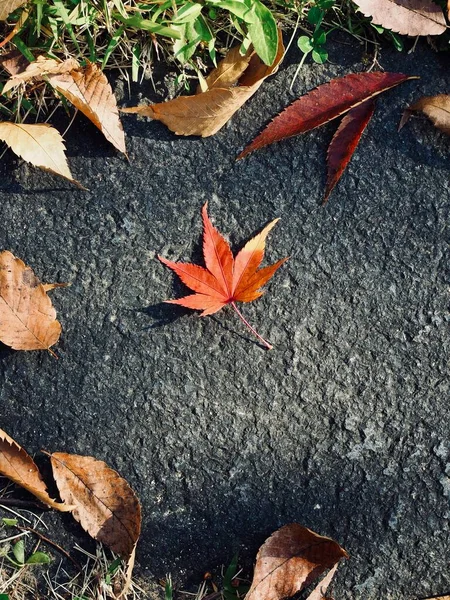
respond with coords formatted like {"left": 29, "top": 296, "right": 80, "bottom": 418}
{"left": 0, "top": 34, "right": 449, "bottom": 600}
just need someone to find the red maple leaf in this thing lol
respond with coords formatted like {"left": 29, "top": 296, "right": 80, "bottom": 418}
{"left": 159, "top": 203, "right": 288, "bottom": 349}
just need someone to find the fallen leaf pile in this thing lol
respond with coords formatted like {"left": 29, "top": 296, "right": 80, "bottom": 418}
{"left": 399, "top": 94, "right": 450, "bottom": 136}
{"left": 247, "top": 523, "right": 348, "bottom": 600}
{"left": 159, "top": 203, "right": 288, "bottom": 349}
{"left": 0, "top": 55, "right": 126, "bottom": 185}
{"left": 238, "top": 72, "right": 418, "bottom": 202}
{"left": 0, "top": 250, "right": 66, "bottom": 357}
{"left": 0, "top": 428, "right": 141, "bottom": 593}
{"left": 122, "top": 31, "right": 284, "bottom": 137}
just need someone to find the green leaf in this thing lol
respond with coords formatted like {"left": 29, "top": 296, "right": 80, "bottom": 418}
{"left": 26, "top": 552, "right": 51, "bottom": 565}
{"left": 312, "top": 28, "right": 326, "bottom": 45}
{"left": 12, "top": 540, "right": 25, "bottom": 565}
{"left": 206, "top": 0, "right": 255, "bottom": 22}
{"left": 0, "top": 593, "right": 9, "bottom": 600}
{"left": 317, "top": 0, "right": 334, "bottom": 9}
{"left": 1, "top": 518, "right": 18, "bottom": 526}
{"left": 298, "top": 35, "right": 313, "bottom": 53}
{"left": 246, "top": 0, "right": 278, "bottom": 65}
{"left": 102, "top": 25, "right": 125, "bottom": 68}
{"left": 312, "top": 46, "right": 328, "bottom": 63}
{"left": 172, "top": 2, "right": 203, "bottom": 23}
{"left": 307, "top": 6, "right": 323, "bottom": 25}
{"left": 370, "top": 23, "right": 384, "bottom": 33}
{"left": 388, "top": 31, "right": 403, "bottom": 51}
{"left": 115, "top": 14, "right": 182, "bottom": 39}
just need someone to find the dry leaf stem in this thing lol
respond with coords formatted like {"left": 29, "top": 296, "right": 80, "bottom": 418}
{"left": 231, "top": 302, "right": 272, "bottom": 350}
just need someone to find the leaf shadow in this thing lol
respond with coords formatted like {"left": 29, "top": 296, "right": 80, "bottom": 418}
{"left": 0, "top": 342, "right": 15, "bottom": 361}
{"left": 136, "top": 302, "right": 186, "bottom": 329}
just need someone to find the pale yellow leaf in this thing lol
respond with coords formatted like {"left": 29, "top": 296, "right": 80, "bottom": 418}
{"left": 0, "top": 122, "right": 80, "bottom": 186}
{"left": 0, "top": 427, "right": 73, "bottom": 511}
{"left": 48, "top": 62, "right": 126, "bottom": 154}
{"left": 121, "top": 30, "right": 284, "bottom": 138}
{"left": 353, "top": 0, "right": 446, "bottom": 35}
{"left": 0, "top": 0, "right": 25, "bottom": 21}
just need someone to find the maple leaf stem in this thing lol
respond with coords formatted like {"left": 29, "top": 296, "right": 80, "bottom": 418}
{"left": 230, "top": 302, "right": 273, "bottom": 350}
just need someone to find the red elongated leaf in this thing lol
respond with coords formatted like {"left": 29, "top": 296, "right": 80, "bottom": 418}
{"left": 324, "top": 99, "right": 376, "bottom": 203}
{"left": 399, "top": 94, "right": 450, "bottom": 135}
{"left": 246, "top": 523, "right": 348, "bottom": 600}
{"left": 353, "top": 0, "right": 446, "bottom": 36}
{"left": 238, "top": 72, "right": 418, "bottom": 159}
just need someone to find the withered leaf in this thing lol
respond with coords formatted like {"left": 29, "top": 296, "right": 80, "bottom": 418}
{"left": 353, "top": 0, "right": 446, "bottom": 35}
{"left": 238, "top": 72, "right": 417, "bottom": 159}
{"left": 399, "top": 94, "right": 450, "bottom": 136}
{"left": 2, "top": 56, "right": 79, "bottom": 94}
{"left": 0, "top": 0, "right": 26, "bottom": 21}
{"left": 122, "top": 30, "right": 284, "bottom": 137}
{"left": 50, "top": 453, "right": 141, "bottom": 559}
{"left": 324, "top": 99, "right": 375, "bottom": 203}
{"left": 246, "top": 523, "right": 348, "bottom": 600}
{"left": 0, "top": 50, "right": 30, "bottom": 76}
{"left": 48, "top": 62, "right": 126, "bottom": 154}
{"left": 0, "top": 122, "right": 80, "bottom": 186}
{"left": 0, "top": 428, "right": 72, "bottom": 511}
{"left": 305, "top": 563, "right": 339, "bottom": 600}
{"left": 0, "top": 250, "right": 65, "bottom": 354}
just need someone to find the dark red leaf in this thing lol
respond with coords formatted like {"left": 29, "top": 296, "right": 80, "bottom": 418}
{"left": 324, "top": 98, "right": 376, "bottom": 203}
{"left": 237, "top": 72, "right": 417, "bottom": 159}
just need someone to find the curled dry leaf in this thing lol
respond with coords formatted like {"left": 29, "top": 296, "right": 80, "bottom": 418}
{"left": 0, "top": 428, "right": 73, "bottom": 511}
{"left": 2, "top": 56, "right": 79, "bottom": 93}
{"left": 0, "top": 0, "right": 26, "bottom": 20}
{"left": 246, "top": 523, "right": 348, "bottom": 600}
{"left": 0, "top": 250, "right": 65, "bottom": 354}
{"left": 0, "top": 122, "right": 81, "bottom": 187}
{"left": 353, "top": 0, "right": 446, "bottom": 36}
{"left": 121, "top": 30, "right": 284, "bottom": 137}
{"left": 399, "top": 94, "right": 450, "bottom": 136}
{"left": 324, "top": 99, "right": 375, "bottom": 203}
{"left": 238, "top": 72, "right": 417, "bottom": 159}
{"left": 48, "top": 62, "right": 126, "bottom": 155}
{"left": 50, "top": 453, "right": 141, "bottom": 559}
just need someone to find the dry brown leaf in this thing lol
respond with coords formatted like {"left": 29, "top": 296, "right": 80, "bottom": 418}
{"left": 0, "top": 121, "right": 81, "bottom": 186}
{"left": 117, "top": 543, "right": 137, "bottom": 599}
{"left": 0, "top": 50, "right": 30, "bottom": 75}
{"left": 0, "top": 0, "right": 26, "bottom": 21}
{"left": 0, "top": 250, "right": 65, "bottom": 354}
{"left": 353, "top": 0, "right": 446, "bottom": 36}
{"left": 0, "top": 428, "right": 73, "bottom": 511}
{"left": 305, "top": 563, "right": 339, "bottom": 600}
{"left": 48, "top": 62, "right": 126, "bottom": 154}
{"left": 399, "top": 94, "right": 450, "bottom": 135}
{"left": 246, "top": 523, "right": 348, "bottom": 600}
{"left": 50, "top": 453, "right": 141, "bottom": 559}
{"left": 3, "top": 56, "right": 79, "bottom": 93}
{"left": 121, "top": 30, "right": 284, "bottom": 137}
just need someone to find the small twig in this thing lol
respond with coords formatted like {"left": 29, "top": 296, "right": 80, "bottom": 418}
{"left": 231, "top": 302, "right": 272, "bottom": 350}
{"left": 15, "top": 525, "right": 82, "bottom": 571}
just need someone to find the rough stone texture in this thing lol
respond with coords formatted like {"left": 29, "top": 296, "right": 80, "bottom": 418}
{"left": 0, "top": 35, "right": 449, "bottom": 600}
